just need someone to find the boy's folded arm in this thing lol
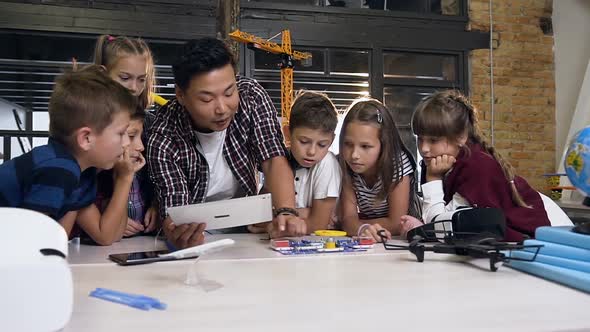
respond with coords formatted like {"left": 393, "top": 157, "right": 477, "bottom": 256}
{"left": 76, "top": 174, "right": 133, "bottom": 246}
{"left": 57, "top": 210, "right": 78, "bottom": 236}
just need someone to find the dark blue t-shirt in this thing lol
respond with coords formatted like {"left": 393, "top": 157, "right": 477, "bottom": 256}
{"left": 0, "top": 138, "right": 97, "bottom": 221}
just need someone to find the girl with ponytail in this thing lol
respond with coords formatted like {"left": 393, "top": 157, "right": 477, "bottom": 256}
{"left": 404, "top": 90, "right": 570, "bottom": 242}
{"left": 92, "top": 35, "right": 159, "bottom": 238}
{"left": 93, "top": 34, "right": 155, "bottom": 110}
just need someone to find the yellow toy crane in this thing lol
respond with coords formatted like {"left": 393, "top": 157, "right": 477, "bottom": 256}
{"left": 229, "top": 29, "right": 312, "bottom": 128}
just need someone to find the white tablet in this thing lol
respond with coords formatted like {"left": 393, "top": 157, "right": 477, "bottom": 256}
{"left": 166, "top": 194, "right": 273, "bottom": 230}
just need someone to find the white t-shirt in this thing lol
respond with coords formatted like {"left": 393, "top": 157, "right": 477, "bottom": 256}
{"left": 421, "top": 180, "right": 573, "bottom": 226}
{"left": 294, "top": 151, "right": 342, "bottom": 209}
{"left": 195, "top": 129, "right": 241, "bottom": 202}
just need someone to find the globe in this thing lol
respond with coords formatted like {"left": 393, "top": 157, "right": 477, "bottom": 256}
{"left": 564, "top": 126, "right": 590, "bottom": 197}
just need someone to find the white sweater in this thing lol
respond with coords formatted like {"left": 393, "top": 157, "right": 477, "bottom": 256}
{"left": 421, "top": 180, "right": 573, "bottom": 226}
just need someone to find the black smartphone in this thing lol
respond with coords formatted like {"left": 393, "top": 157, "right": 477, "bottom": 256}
{"left": 109, "top": 250, "right": 177, "bottom": 266}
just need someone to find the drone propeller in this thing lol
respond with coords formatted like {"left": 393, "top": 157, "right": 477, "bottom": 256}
{"left": 475, "top": 237, "right": 501, "bottom": 245}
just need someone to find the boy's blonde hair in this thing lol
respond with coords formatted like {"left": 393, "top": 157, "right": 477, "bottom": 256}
{"left": 93, "top": 35, "right": 156, "bottom": 110}
{"left": 49, "top": 65, "right": 137, "bottom": 145}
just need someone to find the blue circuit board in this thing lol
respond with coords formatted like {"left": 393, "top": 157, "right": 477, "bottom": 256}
{"left": 270, "top": 236, "right": 374, "bottom": 255}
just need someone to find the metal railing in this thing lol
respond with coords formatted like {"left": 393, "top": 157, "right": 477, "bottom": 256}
{"left": 0, "top": 129, "right": 49, "bottom": 162}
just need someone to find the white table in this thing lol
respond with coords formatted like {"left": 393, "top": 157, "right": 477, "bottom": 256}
{"left": 65, "top": 234, "right": 590, "bottom": 332}
{"left": 67, "top": 234, "right": 391, "bottom": 265}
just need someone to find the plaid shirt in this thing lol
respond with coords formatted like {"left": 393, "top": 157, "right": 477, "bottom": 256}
{"left": 147, "top": 76, "right": 287, "bottom": 218}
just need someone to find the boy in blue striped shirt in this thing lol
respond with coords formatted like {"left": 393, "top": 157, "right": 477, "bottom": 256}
{"left": 0, "top": 65, "right": 137, "bottom": 238}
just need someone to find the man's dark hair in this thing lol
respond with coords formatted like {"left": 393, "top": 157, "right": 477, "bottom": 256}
{"left": 289, "top": 91, "right": 338, "bottom": 133}
{"left": 173, "top": 37, "right": 237, "bottom": 91}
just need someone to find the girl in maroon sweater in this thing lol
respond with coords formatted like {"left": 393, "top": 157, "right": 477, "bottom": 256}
{"left": 399, "top": 90, "right": 564, "bottom": 242}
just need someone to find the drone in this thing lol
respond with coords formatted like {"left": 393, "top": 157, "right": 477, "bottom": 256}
{"left": 378, "top": 208, "right": 543, "bottom": 272}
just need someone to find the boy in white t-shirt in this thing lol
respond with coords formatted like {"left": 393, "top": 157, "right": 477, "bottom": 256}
{"left": 286, "top": 91, "right": 341, "bottom": 232}
{"left": 249, "top": 91, "right": 341, "bottom": 236}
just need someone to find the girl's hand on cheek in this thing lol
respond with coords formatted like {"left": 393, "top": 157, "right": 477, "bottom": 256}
{"left": 426, "top": 155, "right": 456, "bottom": 181}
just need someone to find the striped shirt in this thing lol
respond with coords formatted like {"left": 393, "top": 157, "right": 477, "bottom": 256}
{"left": 147, "top": 76, "right": 287, "bottom": 218}
{"left": 352, "top": 150, "right": 414, "bottom": 219}
{"left": 0, "top": 138, "right": 96, "bottom": 220}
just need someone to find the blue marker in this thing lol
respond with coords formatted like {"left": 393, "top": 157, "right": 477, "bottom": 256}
{"left": 90, "top": 288, "right": 167, "bottom": 310}
{"left": 93, "top": 288, "right": 167, "bottom": 310}
{"left": 90, "top": 290, "right": 151, "bottom": 310}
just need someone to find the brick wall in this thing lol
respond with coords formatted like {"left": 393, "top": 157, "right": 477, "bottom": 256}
{"left": 469, "top": 0, "right": 555, "bottom": 191}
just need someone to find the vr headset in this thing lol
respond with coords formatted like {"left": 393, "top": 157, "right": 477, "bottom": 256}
{"left": 407, "top": 207, "right": 506, "bottom": 242}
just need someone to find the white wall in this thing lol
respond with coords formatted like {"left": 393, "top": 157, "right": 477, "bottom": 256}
{"left": 553, "top": 0, "right": 590, "bottom": 166}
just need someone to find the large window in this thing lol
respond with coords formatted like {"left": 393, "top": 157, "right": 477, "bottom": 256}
{"left": 383, "top": 52, "right": 457, "bottom": 81}
{"left": 382, "top": 50, "right": 462, "bottom": 159}
{"left": 0, "top": 31, "right": 183, "bottom": 162}
{"left": 249, "top": 43, "right": 465, "bottom": 159}
{"left": 384, "top": 86, "right": 437, "bottom": 155}
{"left": 246, "top": 0, "right": 462, "bottom": 15}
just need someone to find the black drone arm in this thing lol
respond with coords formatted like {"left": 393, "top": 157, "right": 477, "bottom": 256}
{"left": 376, "top": 230, "right": 542, "bottom": 272}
